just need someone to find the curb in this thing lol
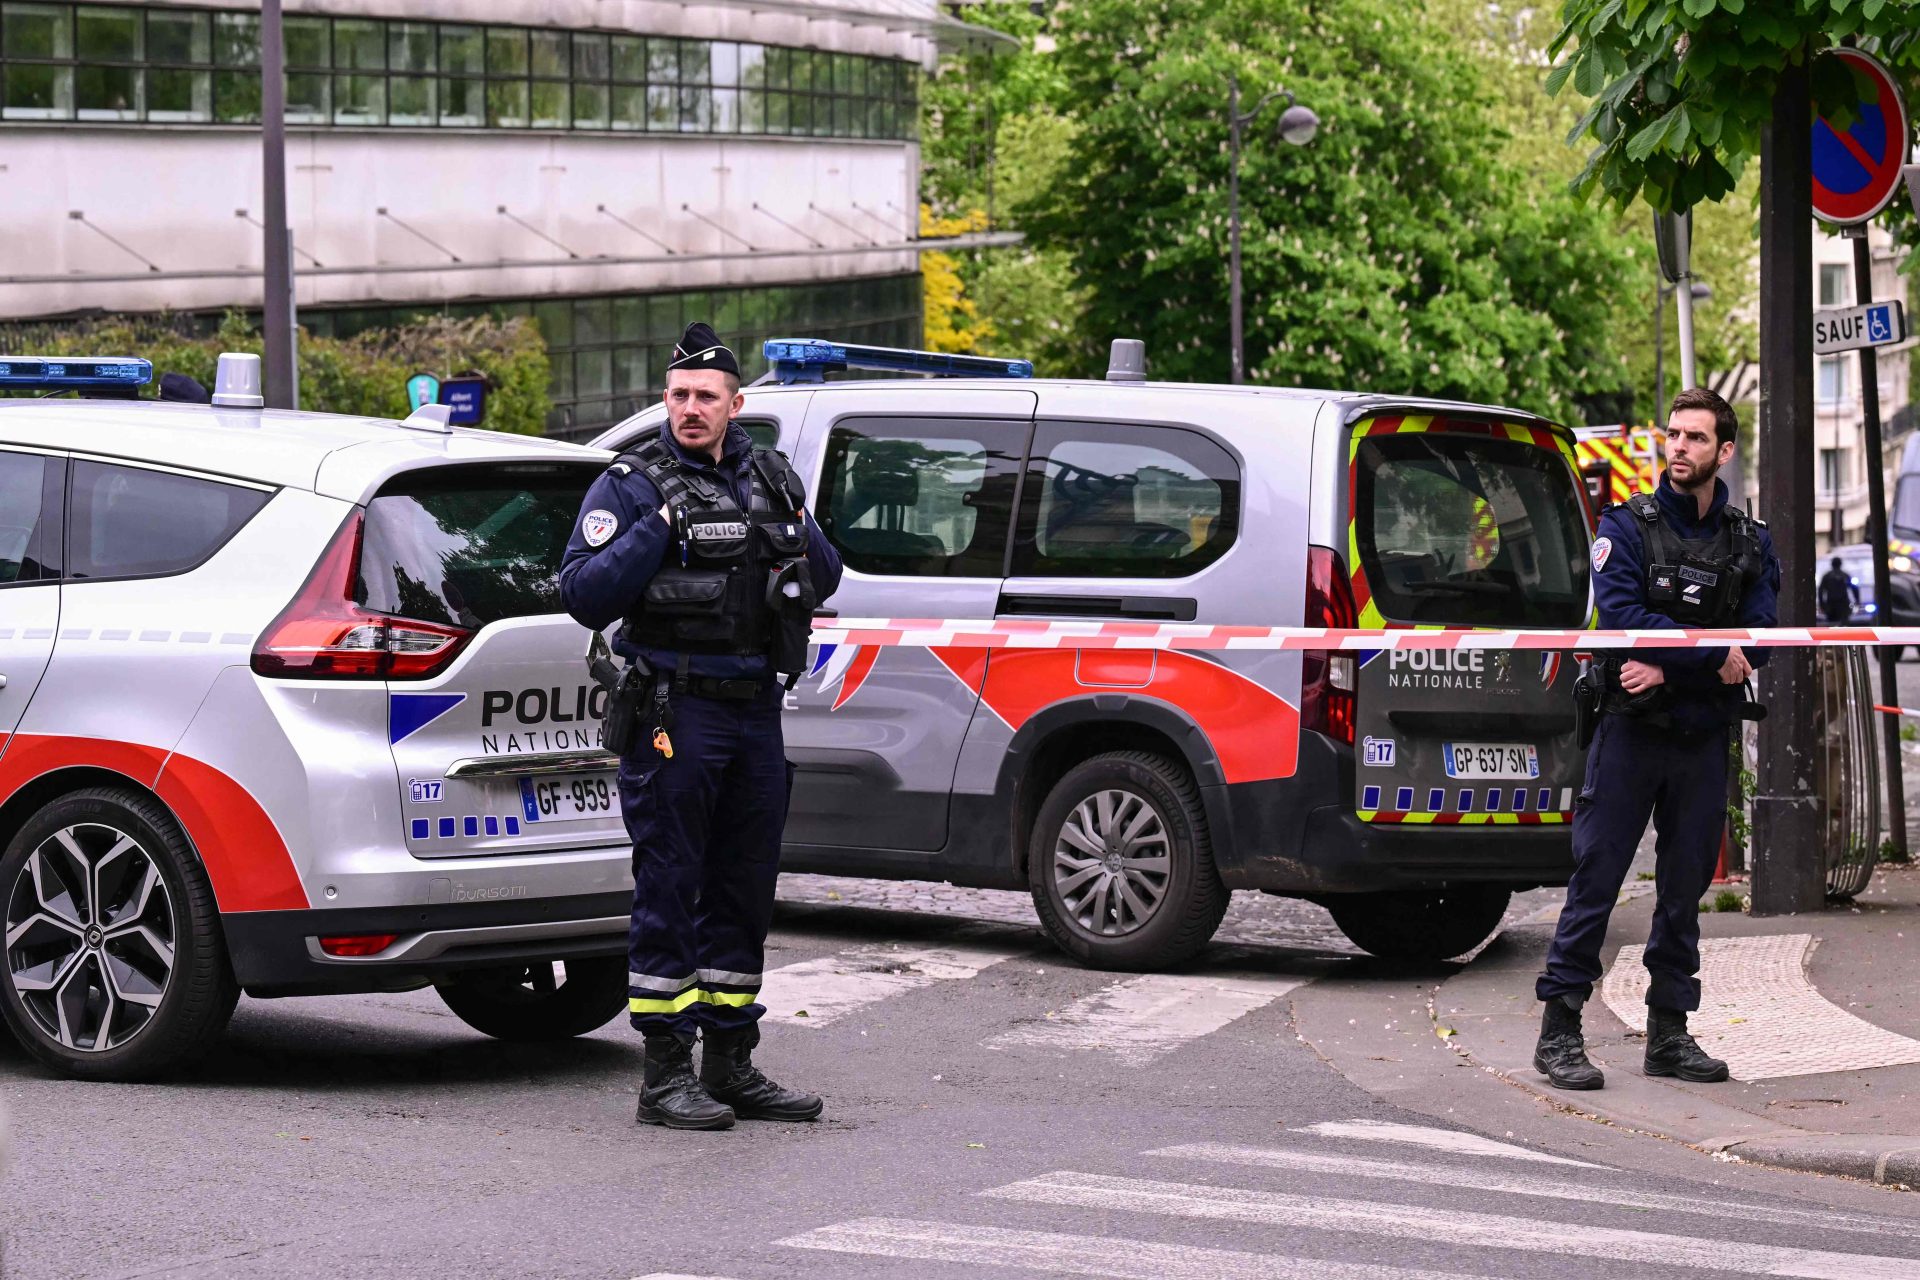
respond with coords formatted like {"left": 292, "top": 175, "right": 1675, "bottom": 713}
{"left": 1437, "top": 914, "right": 1920, "bottom": 1190}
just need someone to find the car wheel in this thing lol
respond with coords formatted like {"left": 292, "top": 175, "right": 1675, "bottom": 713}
{"left": 1027, "top": 750, "right": 1228, "bottom": 971}
{"left": 436, "top": 956, "right": 629, "bottom": 1041}
{"left": 1326, "top": 886, "right": 1512, "bottom": 962}
{"left": 0, "top": 786, "right": 237, "bottom": 1080}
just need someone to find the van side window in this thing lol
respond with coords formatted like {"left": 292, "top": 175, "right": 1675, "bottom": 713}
{"left": 1013, "top": 423, "right": 1240, "bottom": 578}
{"left": 66, "top": 460, "right": 270, "bottom": 581}
{"left": 0, "top": 450, "right": 55, "bottom": 584}
{"left": 816, "top": 417, "right": 1026, "bottom": 577}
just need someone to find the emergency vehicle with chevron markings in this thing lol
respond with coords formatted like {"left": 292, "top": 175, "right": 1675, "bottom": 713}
{"left": 0, "top": 355, "right": 634, "bottom": 1080}
{"left": 594, "top": 339, "right": 1596, "bottom": 973}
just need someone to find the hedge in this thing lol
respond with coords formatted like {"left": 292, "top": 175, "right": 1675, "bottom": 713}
{"left": 5, "top": 310, "right": 552, "bottom": 436}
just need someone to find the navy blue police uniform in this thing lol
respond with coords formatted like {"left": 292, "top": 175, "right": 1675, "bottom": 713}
{"left": 560, "top": 324, "right": 842, "bottom": 1129}
{"left": 1532, "top": 470, "right": 1779, "bottom": 1090}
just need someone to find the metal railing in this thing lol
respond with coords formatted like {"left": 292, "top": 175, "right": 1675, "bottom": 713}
{"left": 1817, "top": 645, "right": 1883, "bottom": 899}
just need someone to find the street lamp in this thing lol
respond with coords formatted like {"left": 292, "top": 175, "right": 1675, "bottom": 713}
{"left": 1653, "top": 278, "right": 1712, "bottom": 417}
{"left": 1228, "top": 75, "right": 1317, "bottom": 385}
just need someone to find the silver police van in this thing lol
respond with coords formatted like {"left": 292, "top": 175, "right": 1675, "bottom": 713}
{"left": 595, "top": 339, "right": 1595, "bottom": 971}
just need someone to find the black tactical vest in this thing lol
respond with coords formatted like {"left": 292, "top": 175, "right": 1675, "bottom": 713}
{"left": 615, "top": 428, "right": 817, "bottom": 673}
{"left": 1620, "top": 491, "right": 1762, "bottom": 628}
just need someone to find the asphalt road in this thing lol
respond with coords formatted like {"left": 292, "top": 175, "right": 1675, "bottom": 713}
{"left": 8, "top": 885, "right": 1920, "bottom": 1280}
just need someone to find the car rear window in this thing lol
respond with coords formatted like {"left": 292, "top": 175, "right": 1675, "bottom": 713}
{"left": 1354, "top": 431, "right": 1588, "bottom": 628}
{"left": 357, "top": 462, "right": 598, "bottom": 627}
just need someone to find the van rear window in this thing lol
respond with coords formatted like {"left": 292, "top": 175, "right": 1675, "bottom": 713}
{"left": 358, "top": 463, "right": 598, "bottom": 628}
{"left": 1354, "top": 432, "right": 1588, "bottom": 628}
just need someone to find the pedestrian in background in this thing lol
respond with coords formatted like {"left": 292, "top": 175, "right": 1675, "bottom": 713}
{"left": 1534, "top": 387, "right": 1780, "bottom": 1091}
{"left": 1819, "top": 555, "right": 1862, "bottom": 624}
{"left": 560, "top": 323, "right": 843, "bottom": 1130}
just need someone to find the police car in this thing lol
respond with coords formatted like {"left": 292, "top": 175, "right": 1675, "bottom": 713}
{"left": 595, "top": 339, "right": 1596, "bottom": 972}
{"left": 0, "top": 355, "right": 630, "bottom": 1080}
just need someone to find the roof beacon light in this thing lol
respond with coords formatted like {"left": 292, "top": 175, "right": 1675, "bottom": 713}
{"left": 762, "top": 338, "right": 1033, "bottom": 385}
{"left": 211, "top": 351, "right": 265, "bottom": 408}
{"left": 0, "top": 357, "right": 152, "bottom": 390}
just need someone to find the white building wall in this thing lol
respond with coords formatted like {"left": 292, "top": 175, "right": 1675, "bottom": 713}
{"left": 0, "top": 127, "right": 918, "bottom": 317}
{"left": 0, "top": 0, "right": 936, "bottom": 320}
{"left": 1814, "top": 221, "right": 1914, "bottom": 549}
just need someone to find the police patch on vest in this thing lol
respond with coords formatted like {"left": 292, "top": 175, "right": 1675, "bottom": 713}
{"left": 582, "top": 509, "right": 618, "bottom": 546}
{"left": 1678, "top": 564, "right": 1719, "bottom": 587}
{"left": 1592, "top": 537, "right": 1612, "bottom": 571}
{"left": 690, "top": 520, "right": 749, "bottom": 541}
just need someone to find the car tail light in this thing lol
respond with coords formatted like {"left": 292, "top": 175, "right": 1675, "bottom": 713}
{"left": 1302, "top": 545, "right": 1357, "bottom": 745}
{"left": 317, "top": 933, "right": 399, "bottom": 958}
{"left": 252, "top": 512, "right": 471, "bottom": 680}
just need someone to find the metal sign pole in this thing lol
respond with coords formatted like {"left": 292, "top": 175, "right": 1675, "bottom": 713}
{"left": 1851, "top": 225, "right": 1908, "bottom": 858}
{"left": 1752, "top": 56, "right": 1826, "bottom": 915}
{"left": 1227, "top": 75, "right": 1245, "bottom": 386}
{"left": 261, "top": 0, "right": 296, "bottom": 409}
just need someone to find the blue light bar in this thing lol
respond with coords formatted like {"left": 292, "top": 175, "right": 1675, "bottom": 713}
{"left": 762, "top": 338, "right": 1032, "bottom": 384}
{"left": 0, "top": 357, "right": 152, "bottom": 389}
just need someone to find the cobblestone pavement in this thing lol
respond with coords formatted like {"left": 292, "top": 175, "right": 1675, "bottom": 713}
{"left": 777, "top": 874, "right": 1568, "bottom": 959}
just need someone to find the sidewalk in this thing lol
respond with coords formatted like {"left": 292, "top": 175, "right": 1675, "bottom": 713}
{"left": 1441, "top": 863, "right": 1920, "bottom": 1187}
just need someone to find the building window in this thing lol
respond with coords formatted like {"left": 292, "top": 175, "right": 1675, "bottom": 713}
{"left": 1820, "top": 263, "right": 1850, "bottom": 308}
{"left": 0, "top": 3, "right": 918, "bottom": 137}
{"left": 1818, "top": 356, "right": 1850, "bottom": 404}
{"left": 1821, "top": 448, "right": 1844, "bottom": 496}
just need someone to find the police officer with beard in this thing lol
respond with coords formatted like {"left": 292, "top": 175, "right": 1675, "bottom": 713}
{"left": 560, "top": 323, "right": 842, "bottom": 1130}
{"left": 1535, "top": 386, "right": 1779, "bottom": 1091}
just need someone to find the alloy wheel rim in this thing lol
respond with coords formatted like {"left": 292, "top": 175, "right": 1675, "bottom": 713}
{"left": 5, "top": 823, "right": 175, "bottom": 1052}
{"left": 1052, "top": 788, "right": 1171, "bottom": 937}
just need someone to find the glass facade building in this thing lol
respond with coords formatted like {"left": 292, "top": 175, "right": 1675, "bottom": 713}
{"left": 305, "top": 274, "right": 923, "bottom": 441}
{"left": 0, "top": 2, "right": 918, "bottom": 138}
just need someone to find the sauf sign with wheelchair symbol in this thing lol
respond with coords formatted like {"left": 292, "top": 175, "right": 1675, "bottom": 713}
{"left": 1815, "top": 300, "right": 1907, "bottom": 354}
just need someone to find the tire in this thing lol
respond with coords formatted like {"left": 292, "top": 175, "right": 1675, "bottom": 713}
{"left": 1326, "top": 886, "right": 1513, "bottom": 962}
{"left": 0, "top": 785, "right": 238, "bottom": 1081}
{"left": 436, "top": 956, "right": 629, "bottom": 1041}
{"left": 1027, "top": 750, "right": 1228, "bottom": 971}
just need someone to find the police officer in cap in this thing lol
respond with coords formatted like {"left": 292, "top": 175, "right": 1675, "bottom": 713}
{"left": 560, "top": 322, "right": 842, "bottom": 1130}
{"left": 1535, "top": 386, "right": 1780, "bottom": 1090}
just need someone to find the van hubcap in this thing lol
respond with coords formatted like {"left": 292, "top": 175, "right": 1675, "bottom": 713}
{"left": 1053, "top": 789, "right": 1171, "bottom": 937}
{"left": 5, "top": 824, "right": 175, "bottom": 1052}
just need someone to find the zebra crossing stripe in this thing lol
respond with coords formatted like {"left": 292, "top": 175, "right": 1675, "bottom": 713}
{"left": 986, "top": 972, "right": 1303, "bottom": 1065}
{"left": 982, "top": 1172, "right": 1917, "bottom": 1279}
{"left": 780, "top": 1217, "right": 1470, "bottom": 1280}
{"left": 757, "top": 942, "right": 1019, "bottom": 1027}
{"left": 1152, "top": 1143, "right": 1920, "bottom": 1239}
{"left": 1295, "top": 1119, "right": 1601, "bottom": 1167}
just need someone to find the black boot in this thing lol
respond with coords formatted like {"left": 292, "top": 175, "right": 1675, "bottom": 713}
{"left": 1533, "top": 995, "right": 1605, "bottom": 1090}
{"left": 700, "top": 1023, "right": 823, "bottom": 1121}
{"left": 1644, "top": 1006, "right": 1729, "bottom": 1082}
{"left": 637, "top": 1033, "right": 736, "bottom": 1130}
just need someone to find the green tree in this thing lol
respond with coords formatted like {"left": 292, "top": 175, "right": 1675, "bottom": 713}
{"left": 1436, "top": 0, "right": 1759, "bottom": 420}
{"left": 1547, "top": 0, "right": 1920, "bottom": 216}
{"left": 1016, "top": 0, "right": 1645, "bottom": 421}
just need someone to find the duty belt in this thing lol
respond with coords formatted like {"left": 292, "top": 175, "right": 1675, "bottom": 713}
{"left": 681, "top": 675, "right": 771, "bottom": 702}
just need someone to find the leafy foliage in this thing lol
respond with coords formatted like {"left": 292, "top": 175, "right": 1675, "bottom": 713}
{"left": 921, "top": 204, "right": 996, "bottom": 353}
{"left": 1547, "top": 0, "right": 1920, "bottom": 214}
{"left": 6, "top": 311, "right": 552, "bottom": 434}
{"left": 1437, "top": 0, "right": 1759, "bottom": 416}
{"left": 1013, "top": 0, "right": 1644, "bottom": 420}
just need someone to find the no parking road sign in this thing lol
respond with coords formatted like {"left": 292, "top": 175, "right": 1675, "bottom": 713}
{"left": 1813, "top": 48, "right": 1911, "bottom": 226}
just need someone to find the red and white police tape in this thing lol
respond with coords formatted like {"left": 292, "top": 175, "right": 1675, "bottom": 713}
{"left": 810, "top": 618, "right": 1920, "bottom": 653}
